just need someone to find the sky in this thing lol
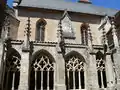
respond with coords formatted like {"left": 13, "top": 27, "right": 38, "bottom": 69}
{"left": 7, "top": 0, "right": 120, "bottom": 10}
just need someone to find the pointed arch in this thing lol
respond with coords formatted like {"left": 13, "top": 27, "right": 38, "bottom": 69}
{"left": 65, "top": 51, "right": 86, "bottom": 89}
{"left": 80, "top": 23, "right": 89, "bottom": 45}
{"left": 31, "top": 49, "right": 55, "bottom": 63}
{"left": 29, "top": 49, "right": 55, "bottom": 90}
{"left": 96, "top": 50, "right": 104, "bottom": 60}
{"left": 35, "top": 18, "right": 47, "bottom": 41}
{"left": 3, "top": 48, "right": 21, "bottom": 90}
{"left": 36, "top": 18, "right": 47, "bottom": 25}
{"left": 6, "top": 48, "right": 21, "bottom": 59}
{"left": 65, "top": 51, "right": 85, "bottom": 62}
{"left": 96, "top": 50, "right": 107, "bottom": 88}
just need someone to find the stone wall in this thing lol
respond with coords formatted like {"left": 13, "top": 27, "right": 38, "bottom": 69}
{"left": 0, "top": 7, "right": 119, "bottom": 90}
{"left": 17, "top": 9, "right": 102, "bottom": 45}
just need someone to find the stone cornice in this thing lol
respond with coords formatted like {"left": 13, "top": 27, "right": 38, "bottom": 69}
{"left": 11, "top": 40, "right": 24, "bottom": 45}
{"left": 9, "top": 40, "right": 108, "bottom": 50}
{"left": 31, "top": 41, "right": 57, "bottom": 47}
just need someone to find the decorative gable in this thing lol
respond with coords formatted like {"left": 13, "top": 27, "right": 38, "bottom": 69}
{"left": 98, "top": 15, "right": 111, "bottom": 32}
{"left": 61, "top": 10, "right": 75, "bottom": 39}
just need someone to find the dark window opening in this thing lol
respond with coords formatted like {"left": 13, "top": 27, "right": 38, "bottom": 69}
{"left": 106, "top": 29, "right": 114, "bottom": 49}
{"left": 80, "top": 71, "right": 85, "bottom": 89}
{"left": 96, "top": 51, "right": 107, "bottom": 88}
{"left": 43, "top": 71, "right": 47, "bottom": 89}
{"left": 29, "top": 69, "right": 35, "bottom": 90}
{"left": 36, "top": 19, "right": 46, "bottom": 41}
{"left": 102, "top": 70, "right": 107, "bottom": 88}
{"left": 81, "top": 23, "right": 88, "bottom": 45}
{"left": 98, "top": 70, "right": 102, "bottom": 88}
{"left": 69, "top": 71, "right": 73, "bottom": 89}
{"left": 49, "top": 71, "right": 54, "bottom": 89}
{"left": 36, "top": 71, "right": 41, "bottom": 89}
{"left": 3, "top": 55, "right": 21, "bottom": 90}
{"left": 75, "top": 71, "right": 79, "bottom": 89}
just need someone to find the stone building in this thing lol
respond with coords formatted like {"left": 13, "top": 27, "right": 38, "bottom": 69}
{"left": 0, "top": 0, "right": 7, "bottom": 37}
{"left": 114, "top": 11, "right": 120, "bottom": 45}
{"left": 0, "top": 0, "right": 120, "bottom": 90}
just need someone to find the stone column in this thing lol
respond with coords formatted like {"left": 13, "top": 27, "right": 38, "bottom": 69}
{"left": 105, "top": 55, "right": 115, "bottom": 90}
{"left": 113, "top": 51, "right": 120, "bottom": 90}
{"left": 111, "top": 20, "right": 119, "bottom": 49}
{"left": 0, "top": 16, "right": 11, "bottom": 89}
{"left": 55, "top": 17, "right": 66, "bottom": 90}
{"left": 87, "top": 26, "right": 93, "bottom": 50}
{"left": 19, "top": 52, "right": 29, "bottom": 90}
{"left": 87, "top": 26, "right": 99, "bottom": 90}
{"left": 111, "top": 19, "right": 120, "bottom": 90}
{"left": 0, "top": 43, "right": 6, "bottom": 89}
{"left": 87, "top": 54, "right": 99, "bottom": 90}
{"left": 0, "top": 15, "right": 10, "bottom": 70}
{"left": 55, "top": 52, "right": 66, "bottom": 90}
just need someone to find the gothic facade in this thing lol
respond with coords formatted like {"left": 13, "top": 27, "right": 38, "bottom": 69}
{"left": 0, "top": 0, "right": 120, "bottom": 90}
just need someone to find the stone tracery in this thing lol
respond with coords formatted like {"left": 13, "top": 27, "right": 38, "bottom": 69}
{"left": 66, "top": 56, "right": 85, "bottom": 89}
{"left": 30, "top": 54, "right": 54, "bottom": 90}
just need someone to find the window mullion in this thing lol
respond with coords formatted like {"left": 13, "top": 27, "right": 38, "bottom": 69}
{"left": 47, "top": 70, "right": 49, "bottom": 90}
{"left": 79, "top": 70, "right": 81, "bottom": 89}
{"left": 35, "top": 71, "right": 36, "bottom": 90}
{"left": 73, "top": 69, "right": 75, "bottom": 89}
{"left": 67, "top": 70, "right": 69, "bottom": 89}
{"left": 100, "top": 71, "right": 104, "bottom": 88}
{"left": 53, "top": 71, "right": 55, "bottom": 90}
{"left": 12, "top": 73, "right": 15, "bottom": 90}
{"left": 41, "top": 70, "right": 43, "bottom": 90}
{"left": 53, "top": 64, "right": 55, "bottom": 90}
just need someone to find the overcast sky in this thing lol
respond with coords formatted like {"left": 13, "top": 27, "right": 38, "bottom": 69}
{"left": 7, "top": 0, "right": 120, "bottom": 10}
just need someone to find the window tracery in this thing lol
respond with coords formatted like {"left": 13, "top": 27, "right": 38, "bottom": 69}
{"left": 36, "top": 19, "right": 46, "bottom": 41}
{"left": 96, "top": 51, "right": 107, "bottom": 88}
{"left": 3, "top": 55, "right": 21, "bottom": 90}
{"left": 30, "top": 55, "right": 54, "bottom": 90}
{"left": 66, "top": 56, "right": 85, "bottom": 89}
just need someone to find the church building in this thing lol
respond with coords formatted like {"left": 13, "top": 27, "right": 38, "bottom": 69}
{"left": 0, "top": 0, "right": 120, "bottom": 90}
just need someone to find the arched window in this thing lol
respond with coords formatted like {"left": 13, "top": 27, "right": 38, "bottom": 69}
{"left": 36, "top": 19, "right": 46, "bottom": 41}
{"left": 29, "top": 51, "right": 55, "bottom": 90}
{"left": 3, "top": 48, "right": 21, "bottom": 90}
{"left": 96, "top": 51, "right": 107, "bottom": 88}
{"left": 65, "top": 54, "right": 85, "bottom": 89}
{"left": 81, "top": 23, "right": 88, "bottom": 45}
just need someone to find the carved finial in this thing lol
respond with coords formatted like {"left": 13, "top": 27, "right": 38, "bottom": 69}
{"left": 102, "top": 28, "right": 106, "bottom": 44}
{"left": 57, "top": 20, "right": 65, "bottom": 54}
{"left": 88, "top": 25, "right": 93, "bottom": 43}
{"left": 111, "top": 17, "right": 119, "bottom": 49}
{"left": 22, "top": 17, "right": 31, "bottom": 52}
{"left": 111, "top": 17, "right": 116, "bottom": 30}
{"left": 25, "top": 17, "right": 31, "bottom": 38}
{"left": 62, "top": 9, "right": 69, "bottom": 19}
{"left": 87, "top": 25, "right": 93, "bottom": 50}
{"left": 57, "top": 20, "right": 63, "bottom": 38}
{"left": 101, "top": 27, "right": 108, "bottom": 53}
{"left": 3, "top": 15, "right": 11, "bottom": 40}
